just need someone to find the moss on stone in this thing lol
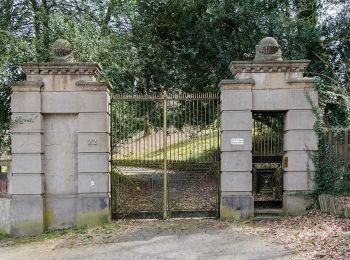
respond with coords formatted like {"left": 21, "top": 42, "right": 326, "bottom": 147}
{"left": 44, "top": 207, "right": 52, "bottom": 227}
{"left": 11, "top": 220, "right": 43, "bottom": 236}
{"left": 76, "top": 209, "right": 110, "bottom": 227}
{"left": 220, "top": 205, "right": 241, "bottom": 220}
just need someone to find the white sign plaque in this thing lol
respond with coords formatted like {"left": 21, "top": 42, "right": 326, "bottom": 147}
{"left": 230, "top": 138, "right": 244, "bottom": 145}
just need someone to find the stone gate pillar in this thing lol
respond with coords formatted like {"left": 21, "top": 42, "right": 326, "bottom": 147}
{"left": 219, "top": 37, "right": 318, "bottom": 219}
{"left": 219, "top": 79, "right": 254, "bottom": 219}
{"left": 10, "top": 39, "right": 110, "bottom": 235}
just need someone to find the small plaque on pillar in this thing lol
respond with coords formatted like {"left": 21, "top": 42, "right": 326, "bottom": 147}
{"left": 230, "top": 138, "right": 244, "bottom": 145}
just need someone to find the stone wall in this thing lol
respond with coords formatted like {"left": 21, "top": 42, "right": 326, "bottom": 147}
{"left": 0, "top": 197, "right": 10, "bottom": 233}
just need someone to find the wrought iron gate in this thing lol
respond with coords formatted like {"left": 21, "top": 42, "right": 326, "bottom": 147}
{"left": 111, "top": 93, "right": 220, "bottom": 219}
{"left": 252, "top": 112, "right": 284, "bottom": 208}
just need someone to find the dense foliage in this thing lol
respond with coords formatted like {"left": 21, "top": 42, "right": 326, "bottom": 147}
{"left": 0, "top": 1, "right": 350, "bottom": 157}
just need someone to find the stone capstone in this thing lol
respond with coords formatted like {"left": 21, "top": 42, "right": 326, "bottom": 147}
{"left": 51, "top": 39, "right": 74, "bottom": 63}
{"left": 254, "top": 37, "right": 282, "bottom": 61}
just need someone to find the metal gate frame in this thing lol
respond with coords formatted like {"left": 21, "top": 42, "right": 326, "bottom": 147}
{"left": 110, "top": 92, "right": 220, "bottom": 219}
{"left": 252, "top": 112, "right": 284, "bottom": 207}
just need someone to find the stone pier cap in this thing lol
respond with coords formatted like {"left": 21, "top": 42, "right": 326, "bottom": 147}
{"left": 223, "top": 60, "right": 316, "bottom": 90}
{"left": 20, "top": 62, "right": 102, "bottom": 77}
{"left": 15, "top": 62, "right": 111, "bottom": 93}
{"left": 230, "top": 60, "right": 310, "bottom": 75}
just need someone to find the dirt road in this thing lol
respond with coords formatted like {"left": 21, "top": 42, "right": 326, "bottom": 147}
{"left": 0, "top": 219, "right": 293, "bottom": 260}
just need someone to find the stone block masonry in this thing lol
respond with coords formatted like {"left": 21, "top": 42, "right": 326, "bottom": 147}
{"left": 219, "top": 37, "right": 318, "bottom": 219}
{"left": 5, "top": 39, "right": 111, "bottom": 236}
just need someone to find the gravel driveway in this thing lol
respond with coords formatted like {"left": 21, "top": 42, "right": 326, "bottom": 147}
{"left": 0, "top": 219, "right": 294, "bottom": 260}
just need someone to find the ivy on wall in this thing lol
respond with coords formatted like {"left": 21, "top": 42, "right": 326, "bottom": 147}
{"left": 311, "top": 79, "right": 350, "bottom": 196}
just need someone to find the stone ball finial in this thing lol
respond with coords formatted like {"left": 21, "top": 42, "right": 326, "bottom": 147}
{"left": 51, "top": 39, "right": 74, "bottom": 63}
{"left": 254, "top": 37, "right": 282, "bottom": 61}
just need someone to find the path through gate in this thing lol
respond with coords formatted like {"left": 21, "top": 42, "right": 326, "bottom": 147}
{"left": 111, "top": 93, "right": 220, "bottom": 219}
{"left": 252, "top": 112, "right": 284, "bottom": 208}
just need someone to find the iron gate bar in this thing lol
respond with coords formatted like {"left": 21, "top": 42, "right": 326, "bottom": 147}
{"left": 111, "top": 92, "right": 220, "bottom": 219}
{"left": 163, "top": 92, "right": 168, "bottom": 219}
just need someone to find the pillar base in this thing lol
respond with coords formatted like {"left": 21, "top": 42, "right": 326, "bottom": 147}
{"left": 10, "top": 195, "right": 44, "bottom": 236}
{"left": 0, "top": 196, "right": 11, "bottom": 234}
{"left": 45, "top": 195, "right": 77, "bottom": 230}
{"left": 76, "top": 194, "right": 110, "bottom": 226}
{"left": 220, "top": 193, "right": 254, "bottom": 220}
{"left": 283, "top": 191, "right": 314, "bottom": 216}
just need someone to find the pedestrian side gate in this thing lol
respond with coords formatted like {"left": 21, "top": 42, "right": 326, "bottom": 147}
{"left": 111, "top": 93, "right": 220, "bottom": 219}
{"left": 252, "top": 112, "right": 284, "bottom": 208}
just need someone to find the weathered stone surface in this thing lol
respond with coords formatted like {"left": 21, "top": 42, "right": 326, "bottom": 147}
{"left": 78, "top": 113, "right": 109, "bottom": 133}
{"left": 11, "top": 113, "right": 42, "bottom": 133}
{"left": 284, "top": 151, "right": 314, "bottom": 172}
{"left": 78, "top": 133, "right": 110, "bottom": 153}
{"left": 220, "top": 90, "right": 252, "bottom": 111}
{"left": 251, "top": 73, "right": 286, "bottom": 89}
{"left": 45, "top": 174, "right": 77, "bottom": 194}
{"left": 220, "top": 194, "right": 254, "bottom": 220}
{"left": 284, "top": 130, "right": 318, "bottom": 151}
{"left": 287, "top": 78, "right": 316, "bottom": 88}
{"left": 42, "top": 92, "right": 78, "bottom": 113}
{"left": 283, "top": 171, "right": 313, "bottom": 191}
{"left": 11, "top": 92, "right": 41, "bottom": 113}
{"left": 221, "top": 152, "right": 252, "bottom": 172}
{"left": 254, "top": 37, "right": 282, "bottom": 61}
{"left": 0, "top": 198, "right": 10, "bottom": 233}
{"left": 221, "top": 172, "right": 252, "bottom": 192}
{"left": 252, "top": 89, "right": 289, "bottom": 110}
{"left": 11, "top": 154, "right": 43, "bottom": 174}
{"left": 76, "top": 80, "right": 111, "bottom": 92}
{"left": 230, "top": 60, "right": 310, "bottom": 79}
{"left": 10, "top": 195, "right": 44, "bottom": 236}
{"left": 12, "top": 81, "right": 43, "bottom": 92}
{"left": 78, "top": 173, "right": 109, "bottom": 193}
{"left": 40, "top": 74, "right": 95, "bottom": 92}
{"left": 78, "top": 153, "right": 109, "bottom": 173}
{"left": 11, "top": 174, "right": 44, "bottom": 195}
{"left": 22, "top": 63, "right": 101, "bottom": 79}
{"left": 11, "top": 133, "right": 43, "bottom": 154}
{"left": 45, "top": 195, "right": 76, "bottom": 230}
{"left": 285, "top": 110, "right": 316, "bottom": 130}
{"left": 51, "top": 39, "right": 74, "bottom": 63}
{"left": 221, "top": 111, "right": 252, "bottom": 131}
{"left": 76, "top": 194, "right": 110, "bottom": 226}
{"left": 288, "top": 88, "right": 318, "bottom": 109}
{"left": 283, "top": 192, "right": 314, "bottom": 216}
{"left": 219, "top": 79, "right": 254, "bottom": 90}
{"left": 78, "top": 92, "right": 110, "bottom": 112}
{"left": 220, "top": 131, "right": 252, "bottom": 151}
{"left": 44, "top": 114, "right": 77, "bottom": 195}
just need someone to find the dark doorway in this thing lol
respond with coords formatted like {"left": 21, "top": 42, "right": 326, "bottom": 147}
{"left": 252, "top": 112, "right": 284, "bottom": 209}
